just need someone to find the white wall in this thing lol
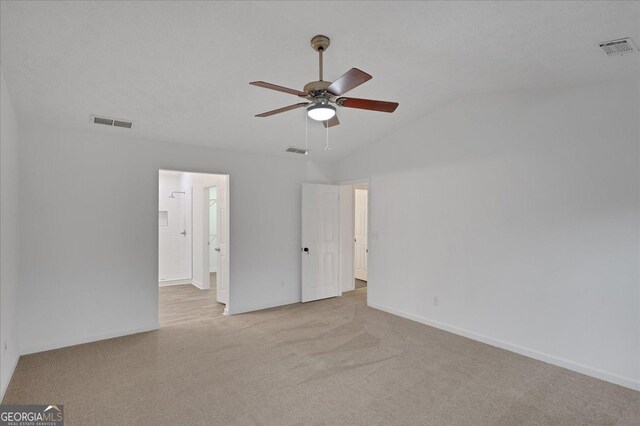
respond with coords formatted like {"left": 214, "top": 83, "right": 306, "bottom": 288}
{"left": 158, "top": 171, "right": 192, "bottom": 283}
{"left": 17, "top": 124, "right": 332, "bottom": 354}
{"left": 0, "top": 70, "right": 20, "bottom": 399}
{"left": 333, "top": 81, "right": 640, "bottom": 390}
{"left": 339, "top": 184, "right": 354, "bottom": 293}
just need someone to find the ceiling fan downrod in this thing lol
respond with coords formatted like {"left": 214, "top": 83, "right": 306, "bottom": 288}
{"left": 310, "top": 35, "right": 330, "bottom": 82}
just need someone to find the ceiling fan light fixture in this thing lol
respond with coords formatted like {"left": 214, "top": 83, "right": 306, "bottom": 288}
{"left": 307, "top": 103, "right": 336, "bottom": 121}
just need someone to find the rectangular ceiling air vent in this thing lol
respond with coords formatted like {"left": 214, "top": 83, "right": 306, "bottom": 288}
{"left": 93, "top": 116, "right": 114, "bottom": 126}
{"left": 598, "top": 38, "right": 638, "bottom": 56}
{"left": 113, "top": 120, "right": 133, "bottom": 129}
{"left": 91, "top": 115, "right": 134, "bottom": 128}
{"left": 286, "top": 147, "right": 308, "bottom": 155}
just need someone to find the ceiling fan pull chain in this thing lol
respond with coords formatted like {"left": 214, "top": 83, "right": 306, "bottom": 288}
{"left": 305, "top": 114, "right": 309, "bottom": 154}
{"left": 324, "top": 121, "right": 330, "bottom": 151}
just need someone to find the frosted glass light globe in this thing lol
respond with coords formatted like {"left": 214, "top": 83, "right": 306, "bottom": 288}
{"left": 307, "top": 103, "right": 336, "bottom": 121}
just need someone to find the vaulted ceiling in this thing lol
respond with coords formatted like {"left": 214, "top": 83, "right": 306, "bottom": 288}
{"left": 1, "top": 1, "right": 638, "bottom": 161}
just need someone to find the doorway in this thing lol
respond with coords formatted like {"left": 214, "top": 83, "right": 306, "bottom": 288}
{"left": 353, "top": 185, "right": 368, "bottom": 290}
{"left": 339, "top": 182, "right": 369, "bottom": 293}
{"left": 158, "top": 170, "right": 230, "bottom": 327}
{"left": 300, "top": 181, "right": 369, "bottom": 303}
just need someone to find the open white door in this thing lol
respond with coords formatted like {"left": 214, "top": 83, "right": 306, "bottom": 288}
{"left": 354, "top": 188, "right": 368, "bottom": 281}
{"left": 301, "top": 183, "right": 340, "bottom": 302}
{"left": 216, "top": 176, "right": 229, "bottom": 305}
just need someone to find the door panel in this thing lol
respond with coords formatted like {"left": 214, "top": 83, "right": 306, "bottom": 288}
{"left": 216, "top": 177, "right": 229, "bottom": 305}
{"left": 302, "top": 184, "right": 340, "bottom": 302}
{"left": 354, "top": 188, "right": 368, "bottom": 281}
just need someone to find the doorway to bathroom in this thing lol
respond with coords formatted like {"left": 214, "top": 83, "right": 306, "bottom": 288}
{"left": 158, "top": 169, "right": 230, "bottom": 327}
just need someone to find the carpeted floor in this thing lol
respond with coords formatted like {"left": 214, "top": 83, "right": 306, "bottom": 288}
{"left": 3, "top": 288, "right": 639, "bottom": 425}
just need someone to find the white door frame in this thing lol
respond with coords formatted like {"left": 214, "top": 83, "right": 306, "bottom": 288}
{"left": 338, "top": 178, "right": 370, "bottom": 296}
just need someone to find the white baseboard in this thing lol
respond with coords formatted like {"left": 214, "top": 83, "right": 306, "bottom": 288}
{"left": 191, "top": 280, "right": 209, "bottom": 290}
{"left": 20, "top": 324, "right": 158, "bottom": 356}
{"left": 368, "top": 302, "right": 640, "bottom": 391}
{"left": 341, "top": 282, "right": 356, "bottom": 293}
{"left": 1, "top": 352, "right": 20, "bottom": 402}
{"left": 229, "top": 298, "right": 300, "bottom": 316}
{"left": 158, "top": 279, "right": 191, "bottom": 287}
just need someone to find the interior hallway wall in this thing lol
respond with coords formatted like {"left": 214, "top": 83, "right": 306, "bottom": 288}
{"left": 17, "top": 124, "right": 332, "bottom": 354}
{"left": 0, "top": 70, "right": 20, "bottom": 399}
{"left": 332, "top": 80, "right": 640, "bottom": 390}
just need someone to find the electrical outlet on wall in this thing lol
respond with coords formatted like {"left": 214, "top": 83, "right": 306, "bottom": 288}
{"left": 433, "top": 296, "right": 439, "bottom": 306}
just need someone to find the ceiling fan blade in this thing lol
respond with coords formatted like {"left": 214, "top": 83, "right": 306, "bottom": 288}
{"left": 250, "top": 81, "right": 307, "bottom": 97}
{"left": 255, "top": 102, "right": 309, "bottom": 118}
{"left": 326, "top": 68, "right": 372, "bottom": 96}
{"left": 337, "top": 97, "right": 399, "bottom": 113}
{"left": 323, "top": 115, "right": 340, "bottom": 128}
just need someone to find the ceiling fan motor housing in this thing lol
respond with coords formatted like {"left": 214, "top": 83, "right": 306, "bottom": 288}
{"left": 303, "top": 80, "right": 332, "bottom": 98}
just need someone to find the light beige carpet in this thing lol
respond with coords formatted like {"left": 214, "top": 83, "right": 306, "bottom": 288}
{"left": 3, "top": 288, "right": 639, "bottom": 425}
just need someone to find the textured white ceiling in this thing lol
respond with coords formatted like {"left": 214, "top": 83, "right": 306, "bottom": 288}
{"left": 1, "top": 1, "right": 638, "bottom": 161}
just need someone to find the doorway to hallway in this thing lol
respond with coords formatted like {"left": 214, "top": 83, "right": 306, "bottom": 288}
{"left": 300, "top": 181, "right": 369, "bottom": 304}
{"left": 353, "top": 185, "right": 368, "bottom": 289}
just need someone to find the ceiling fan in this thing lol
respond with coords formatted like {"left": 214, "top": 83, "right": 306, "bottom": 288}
{"left": 250, "top": 35, "right": 399, "bottom": 128}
